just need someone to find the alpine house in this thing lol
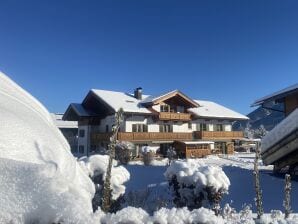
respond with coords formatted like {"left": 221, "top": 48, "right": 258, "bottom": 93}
{"left": 63, "top": 88, "right": 248, "bottom": 158}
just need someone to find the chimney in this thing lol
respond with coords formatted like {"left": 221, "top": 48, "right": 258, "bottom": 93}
{"left": 134, "top": 87, "right": 142, "bottom": 100}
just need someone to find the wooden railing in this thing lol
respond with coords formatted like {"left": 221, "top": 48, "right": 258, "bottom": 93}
{"left": 159, "top": 112, "right": 191, "bottom": 121}
{"left": 91, "top": 131, "right": 244, "bottom": 142}
{"left": 193, "top": 131, "right": 244, "bottom": 139}
{"left": 91, "top": 132, "right": 193, "bottom": 142}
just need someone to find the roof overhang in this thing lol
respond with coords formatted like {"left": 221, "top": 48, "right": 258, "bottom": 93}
{"left": 251, "top": 84, "right": 298, "bottom": 107}
{"left": 62, "top": 103, "right": 96, "bottom": 121}
{"left": 143, "top": 90, "right": 199, "bottom": 108}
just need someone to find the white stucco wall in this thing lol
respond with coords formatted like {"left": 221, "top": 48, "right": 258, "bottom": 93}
{"left": 78, "top": 125, "right": 89, "bottom": 156}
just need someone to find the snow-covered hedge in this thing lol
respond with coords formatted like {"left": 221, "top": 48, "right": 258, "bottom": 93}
{"left": 164, "top": 159, "right": 230, "bottom": 209}
{"left": 0, "top": 71, "right": 95, "bottom": 223}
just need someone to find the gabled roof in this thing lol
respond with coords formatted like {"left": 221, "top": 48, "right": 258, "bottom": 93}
{"left": 63, "top": 103, "right": 94, "bottom": 121}
{"left": 90, "top": 89, "right": 152, "bottom": 114}
{"left": 189, "top": 100, "right": 249, "bottom": 120}
{"left": 141, "top": 90, "right": 199, "bottom": 108}
{"left": 252, "top": 83, "right": 298, "bottom": 107}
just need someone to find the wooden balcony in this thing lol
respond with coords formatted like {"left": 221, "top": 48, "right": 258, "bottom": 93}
{"left": 91, "top": 132, "right": 193, "bottom": 142}
{"left": 194, "top": 131, "right": 244, "bottom": 140}
{"left": 159, "top": 112, "right": 191, "bottom": 121}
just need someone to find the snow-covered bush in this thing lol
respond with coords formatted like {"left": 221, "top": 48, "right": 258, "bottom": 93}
{"left": 101, "top": 206, "right": 150, "bottom": 224}
{"left": 0, "top": 72, "right": 95, "bottom": 223}
{"left": 79, "top": 155, "right": 130, "bottom": 212}
{"left": 115, "top": 141, "right": 134, "bottom": 165}
{"left": 152, "top": 207, "right": 225, "bottom": 224}
{"left": 164, "top": 159, "right": 230, "bottom": 211}
{"left": 167, "top": 146, "right": 177, "bottom": 165}
{"left": 141, "top": 146, "right": 157, "bottom": 165}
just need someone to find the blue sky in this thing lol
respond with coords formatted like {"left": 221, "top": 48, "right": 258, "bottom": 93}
{"left": 0, "top": 0, "right": 297, "bottom": 115}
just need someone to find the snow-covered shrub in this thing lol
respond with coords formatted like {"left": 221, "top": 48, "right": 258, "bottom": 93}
{"left": 0, "top": 72, "right": 95, "bottom": 223}
{"left": 152, "top": 207, "right": 224, "bottom": 224}
{"left": 115, "top": 141, "right": 134, "bottom": 165}
{"left": 102, "top": 206, "right": 150, "bottom": 224}
{"left": 222, "top": 204, "right": 254, "bottom": 224}
{"left": 141, "top": 146, "right": 157, "bottom": 165}
{"left": 164, "top": 159, "right": 230, "bottom": 211}
{"left": 79, "top": 155, "right": 130, "bottom": 212}
{"left": 167, "top": 146, "right": 177, "bottom": 165}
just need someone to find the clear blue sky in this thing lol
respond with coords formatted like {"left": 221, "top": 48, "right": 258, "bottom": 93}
{"left": 0, "top": 0, "right": 297, "bottom": 115}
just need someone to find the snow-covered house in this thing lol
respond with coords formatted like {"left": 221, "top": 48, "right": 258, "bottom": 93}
{"left": 63, "top": 88, "right": 248, "bottom": 158}
{"left": 252, "top": 83, "right": 298, "bottom": 174}
{"left": 51, "top": 113, "right": 78, "bottom": 154}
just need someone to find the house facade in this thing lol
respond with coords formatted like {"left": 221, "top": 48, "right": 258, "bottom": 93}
{"left": 63, "top": 88, "right": 248, "bottom": 158}
{"left": 252, "top": 83, "right": 298, "bottom": 174}
{"left": 51, "top": 113, "right": 78, "bottom": 154}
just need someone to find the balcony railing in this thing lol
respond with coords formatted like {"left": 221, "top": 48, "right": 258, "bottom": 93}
{"left": 194, "top": 131, "right": 244, "bottom": 139}
{"left": 91, "top": 132, "right": 193, "bottom": 142}
{"left": 91, "top": 131, "right": 244, "bottom": 143}
{"left": 159, "top": 112, "right": 191, "bottom": 121}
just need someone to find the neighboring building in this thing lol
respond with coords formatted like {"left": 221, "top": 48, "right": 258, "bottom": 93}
{"left": 63, "top": 88, "right": 248, "bottom": 158}
{"left": 51, "top": 113, "right": 78, "bottom": 154}
{"left": 252, "top": 83, "right": 298, "bottom": 174}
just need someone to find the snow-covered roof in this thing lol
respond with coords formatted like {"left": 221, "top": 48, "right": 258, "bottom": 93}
{"left": 91, "top": 89, "right": 152, "bottom": 114}
{"left": 69, "top": 103, "right": 91, "bottom": 116}
{"left": 261, "top": 108, "right": 298, "bottom": 153}
{"left": 141, "top": 89, "right": 179, "bottom": 104}
{"left": 141, "top": 89, "right": 199, "bottom": 107}
{"left": 252, "top": 83, "right": 298, "bottom": 107}
{"left": 51, "top": 113, "right": 78, "bottom": 129}
{"left": 188, "top": 100, "right": 249, "bottom": 120}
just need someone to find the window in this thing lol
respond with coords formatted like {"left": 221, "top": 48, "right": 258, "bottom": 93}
{"left": 197, "top": 123, "right": 208, "bottom": 131}
{"left": 215, "top": 124, "right": 223, "bottom": 131}
{"left": 132, "top": 124, "right": 148, "bottom": 132}
{"left": 79, "top": 129, "right": 85, "bottom": 138}
{"left": 188, "top": 122, "right": 192, "bottom": 129}
{"left": 160, "top": 105, "right": 170, "bottom": 112}
{"left": 79, "top": 145, "right": 84, "bottom": 154}
{"left": 159, "top": 124, "right": 173, "bottom": 132}
{"left": 105, "top": 125, "right": 109, "bottom": 133}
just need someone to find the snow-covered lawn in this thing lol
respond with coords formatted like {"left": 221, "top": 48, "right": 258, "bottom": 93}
{"left": 124, "top": 153, "right": 298, "bottom": 213}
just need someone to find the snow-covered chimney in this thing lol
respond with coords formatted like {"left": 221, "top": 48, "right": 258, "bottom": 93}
{"left": 134, "top": 87, "right": 142, "bottom": 100}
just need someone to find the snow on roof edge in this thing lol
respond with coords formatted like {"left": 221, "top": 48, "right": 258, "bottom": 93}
{"left": 252, "top": 83, "right": 298, "bottom": 107}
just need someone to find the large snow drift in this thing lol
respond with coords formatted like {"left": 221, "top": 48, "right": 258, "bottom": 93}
{"left": 0, "top": 72, "right": 95, "bottom": 223}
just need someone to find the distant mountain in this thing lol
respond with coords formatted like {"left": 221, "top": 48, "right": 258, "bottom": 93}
{"left": 233, "top": 105, "right": 285, "bottom": 132}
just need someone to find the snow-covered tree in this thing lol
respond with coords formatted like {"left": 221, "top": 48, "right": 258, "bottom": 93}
{"left": 115, "top": 141, "right": 134, "bottom": 165}
{"left": 254, "top": 125, "right": 268, "bottom": 138}
{"left": 102, "top": 108, "right": 124, "bottom": 212}
{"left": 244, "top": 122, "right": 254, "bottom": 139}
{"left": 166, "top": 146, "right": 177, "bottom": 165}
{"left": 253, "top": 142, "right": 264, "bottom": 219}
{"left": 284, "top": 174, "right": 292, "bottom": 219}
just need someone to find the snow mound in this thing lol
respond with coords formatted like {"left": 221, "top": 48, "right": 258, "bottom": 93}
{"left": 102, "top": 206, "right": 150, "bottom": 224}
{"left": 164, "top": 159, "right": 230, "bottom": 192}
{"left": 0, "top": 72, "right": 95, "bottom": 223}
{"left": 153, "top": 207, "right": 224, "bottom": 224}
{"left": 79, "top": 155, "right": 130, "bottom": 199}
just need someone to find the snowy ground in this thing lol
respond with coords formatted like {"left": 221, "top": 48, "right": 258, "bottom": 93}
{"left": 124, "top": 153, "right": 298, "bottom": 214}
